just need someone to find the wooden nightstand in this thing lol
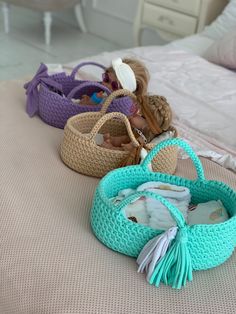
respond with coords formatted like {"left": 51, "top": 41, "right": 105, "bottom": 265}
{"left": 133, "top": 0, "right": 228, "bottom": 45}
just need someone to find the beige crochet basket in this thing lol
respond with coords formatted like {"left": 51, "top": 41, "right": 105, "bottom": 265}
{"left": 60, "top": 90, "right": 178, "bottom": 178}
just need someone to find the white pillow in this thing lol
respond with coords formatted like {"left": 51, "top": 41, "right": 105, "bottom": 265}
{"left": 202, "top": 0, "right": 236, "bottom": 40}
{"left": 203, "top": 30, "right": 236, "bottom": 69}
{"left": 168, "top": 34, "right": 214, "bottom": 55}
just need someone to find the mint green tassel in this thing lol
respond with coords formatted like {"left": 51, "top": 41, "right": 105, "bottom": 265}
{"left": 149, "top": 228, "right": 193, "bottom": 289}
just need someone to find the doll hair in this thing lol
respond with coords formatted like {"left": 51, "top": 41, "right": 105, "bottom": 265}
{"left": 117, "top": 61, "right": 172, "bottom": 135}
{"left": 141, "top": 95, "right": 173, "bottom": 140}
{"left": 107, "top": 58, "right": 150, "bottom": 108}
{"left": 146, "top": 95, "right": 172, "bottom": 131}
{"left": 107, "top": 59, "right": 172, "bottom": 135}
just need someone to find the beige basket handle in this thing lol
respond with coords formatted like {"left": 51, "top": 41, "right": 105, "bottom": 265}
{"left": 100, "top": 89, "right": 137, "bottom": 115}
{"left": 90, "top": 112, "right": 140, "bottom": 147}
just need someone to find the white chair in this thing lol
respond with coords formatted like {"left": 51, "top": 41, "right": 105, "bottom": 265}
{"left": 1, "top": 0, "right": 87, "bottom": 45}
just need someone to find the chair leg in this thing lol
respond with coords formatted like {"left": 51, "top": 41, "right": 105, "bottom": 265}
{"left": 74, "top": 3, "right": 87, "bottom": 32}
{"left": 2, "top": 2, "right": 10, "bottom": 33}
{"left": 43, "top": 11, "right": 52, "bottom": 45}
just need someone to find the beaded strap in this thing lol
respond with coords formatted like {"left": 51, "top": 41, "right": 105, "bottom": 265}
{"left": 133, "top": 127, "right": 147, "bottom": 144}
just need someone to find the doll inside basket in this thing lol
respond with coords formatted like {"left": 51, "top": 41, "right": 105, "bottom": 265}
{"left": 99, "top": 95, "right": 173, "bottom": 152}
{"left": 70, "top": 93, "right": 176, "bottom": 151}
{"left": 71, "top": 57, "right": 150, "bottom": 106}
{"left": 82, "top": 93, "right": 175, "bottom": 171}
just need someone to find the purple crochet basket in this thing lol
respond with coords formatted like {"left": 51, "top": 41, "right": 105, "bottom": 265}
{"left": 24, "top": 62, "right": 134, "bottom": 129}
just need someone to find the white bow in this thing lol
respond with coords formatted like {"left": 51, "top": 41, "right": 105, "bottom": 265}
{"left": 112, "top": 58, "right": 137, "bottom": 92}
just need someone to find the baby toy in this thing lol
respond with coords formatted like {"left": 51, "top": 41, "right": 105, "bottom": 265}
{"left": 101, "top": 95, "right": 173, "bottom": 153}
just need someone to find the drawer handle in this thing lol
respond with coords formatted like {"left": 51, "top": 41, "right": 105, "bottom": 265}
{"left": 157, "top": 15, "right": 174, "bottom": 26}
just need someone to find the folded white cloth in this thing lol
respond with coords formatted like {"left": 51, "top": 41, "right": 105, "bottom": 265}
{"left": 111, "top": 188, "right": 149, "bottom": 224}
{"left": 111, "top": 188, "right": 136, "bottom": 205}
{"left": 137, "top": 182, "right": 190, "bottom": 230}
{"left": 188, "top": 200, "right": 229, "bottom": 225}
{"left": 112, "top": 182, "right": 229, "bottom": 229}
{"left": 123, "top": 197, "right": 149, "bottom": 225}
{"left": 112, "top": 181, "right": 191, "bottom": 230}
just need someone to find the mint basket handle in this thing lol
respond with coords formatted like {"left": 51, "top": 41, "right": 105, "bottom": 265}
{"left": 70, "top": 61, "right": 106, "bottom": 79}
{"left": 116, "top": 190, "right": 186, "bottom": 229}
{"left": 142, "top": 138, "right": 205, "bottom": 181}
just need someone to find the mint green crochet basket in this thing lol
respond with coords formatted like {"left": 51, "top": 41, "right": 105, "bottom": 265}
{"left": 90, "top": 138, "right": 236, "bottom": 289}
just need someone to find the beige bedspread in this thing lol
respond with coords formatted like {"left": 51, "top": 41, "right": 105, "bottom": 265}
{"left": 1, "top": 80, "right": 236, "bottom": 313}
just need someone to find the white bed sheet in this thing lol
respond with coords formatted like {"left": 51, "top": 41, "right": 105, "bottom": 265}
{"left": 66, "top": 46, "right": 236, "bottom": 172}
{"left": 2, "top": 78, "right": 236, "bottom": 313}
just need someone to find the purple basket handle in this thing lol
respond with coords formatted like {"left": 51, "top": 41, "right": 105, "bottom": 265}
{"left": 70, "top": 62, "right": 106, "bottom": 79}
{"left": 67, "top": 81, "right": 111, "bottom": 100}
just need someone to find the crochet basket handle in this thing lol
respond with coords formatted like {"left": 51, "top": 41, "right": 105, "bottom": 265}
{"left": 67, "top": 81, "right": 111, "bottom": 100}
{"left": 142, "top": 138, "right": 205, "bottom": 180}
{"left": 100, "top": 89, "right": 136, "bottom": 115}
{"left": 116, "top": 190, "right": 186, "bottom": 228}
{"left": 70, "top": 61, "right": 106, "bottom": 79}
{"left": 90, "top": 112, "right": 140, "bottom": 147}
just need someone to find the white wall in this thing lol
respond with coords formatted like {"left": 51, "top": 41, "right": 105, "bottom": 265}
{"left": 81, "top": 0, "right": 168, "bottom": 47}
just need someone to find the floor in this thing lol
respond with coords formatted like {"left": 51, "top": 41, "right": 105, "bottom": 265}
{"left": 0, "top": 5, "right": 122, "bottom": 80}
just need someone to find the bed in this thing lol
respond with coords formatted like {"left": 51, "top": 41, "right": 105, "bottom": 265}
{"left": 1, "top": 20, "right": 236, "bottom": 314}
{"left": 66, "top": 44, "right": 236, "bottom": 172}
